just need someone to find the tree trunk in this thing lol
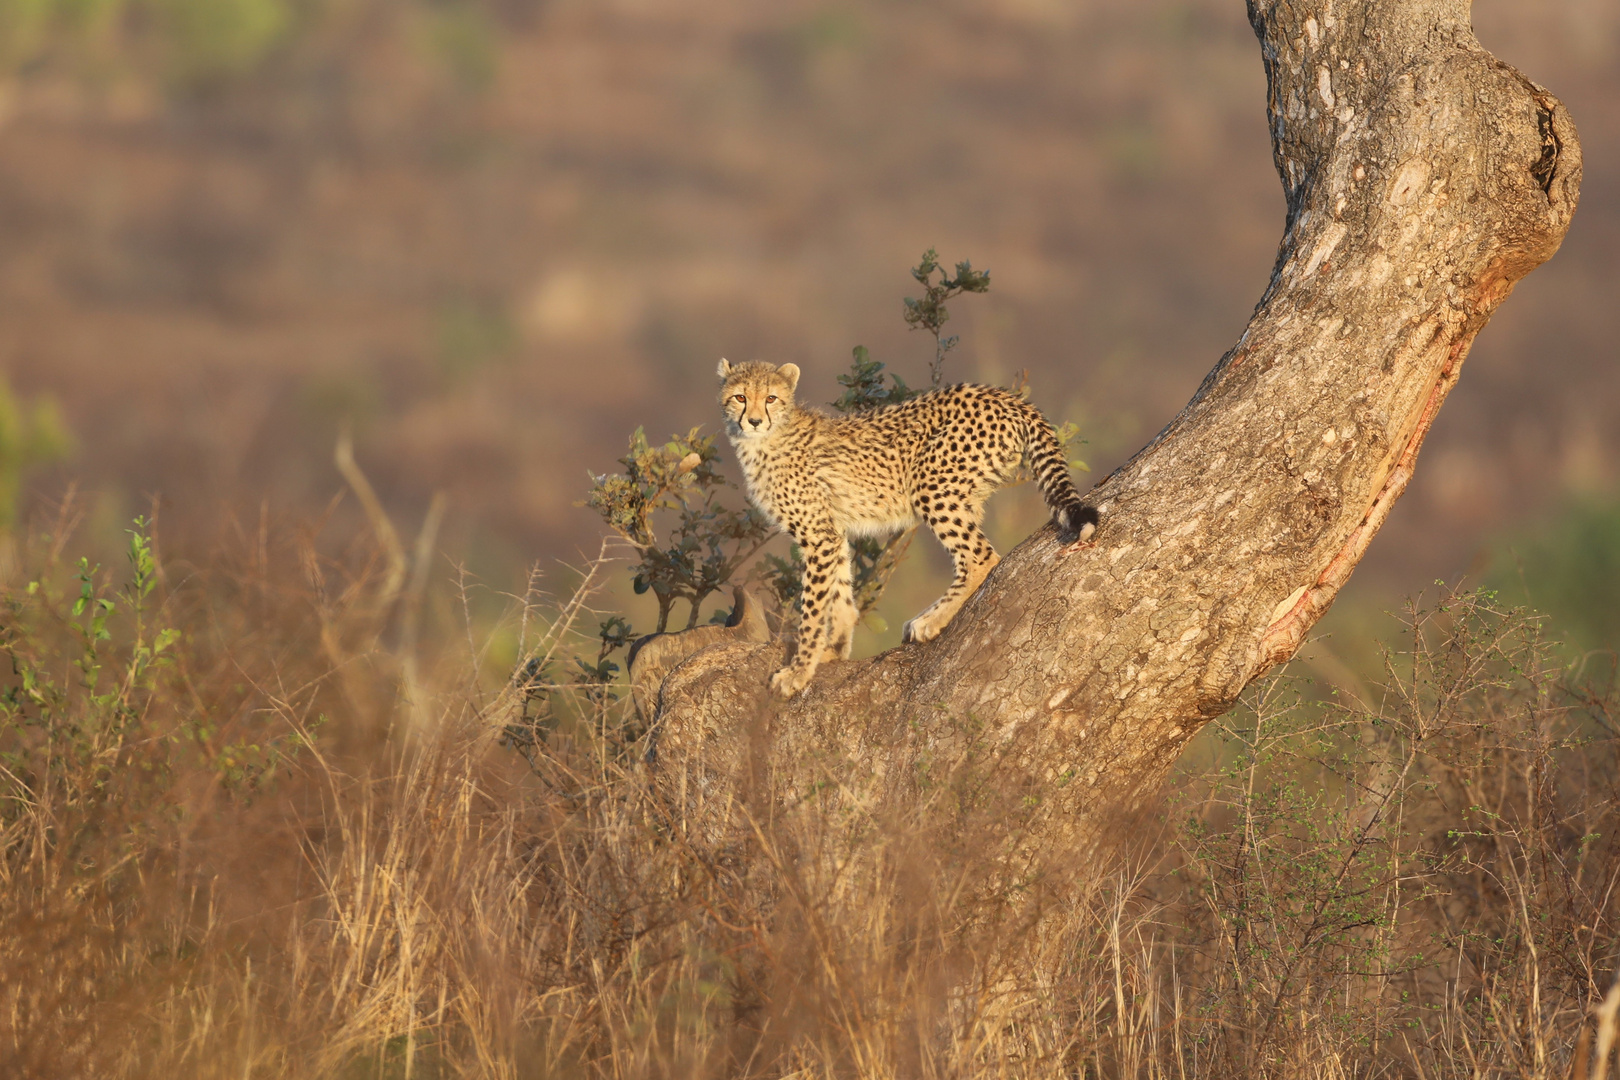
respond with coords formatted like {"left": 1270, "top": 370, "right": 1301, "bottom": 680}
{"left": 649, "top": 0, "right": 1580, "bottom": 842}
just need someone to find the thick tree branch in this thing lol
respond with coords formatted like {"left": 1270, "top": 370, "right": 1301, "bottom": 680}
{"left": 649, "top": 0, "right": 1580, "bottom": 840}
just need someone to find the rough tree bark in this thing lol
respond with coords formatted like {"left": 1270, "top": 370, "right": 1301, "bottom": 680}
{"left": 648, "top": 0, "right": 1580, "bottom": 840}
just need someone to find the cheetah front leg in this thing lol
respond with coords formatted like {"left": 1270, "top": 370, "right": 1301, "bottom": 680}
{"left": 902, "top": 502, "right": 1000, "bottom": 645}
{"left": 770, "top": 529, "right": 849, "bottom": 698}
{"left": 820, "top": 540, "right": 859, "bottom": 663}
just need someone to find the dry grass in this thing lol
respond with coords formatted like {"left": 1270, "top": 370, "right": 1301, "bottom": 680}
{"left": 1, "top": 504, "right": 1618, "bottom": 1079}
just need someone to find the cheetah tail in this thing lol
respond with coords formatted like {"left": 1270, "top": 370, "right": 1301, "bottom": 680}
{"left": 1026, "top": 411, "right": 1099, "bottom": 542}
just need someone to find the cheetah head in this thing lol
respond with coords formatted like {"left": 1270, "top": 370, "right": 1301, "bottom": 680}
{"left": 717, "top": 359, "right": 799, "bottom": 439}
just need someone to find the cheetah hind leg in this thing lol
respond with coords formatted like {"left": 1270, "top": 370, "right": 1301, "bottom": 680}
{"left": 903, "top": 517, "right": 1001, "bottom": 644}
{"left": 901, "top": 550, "right": 999, "bottom": 643}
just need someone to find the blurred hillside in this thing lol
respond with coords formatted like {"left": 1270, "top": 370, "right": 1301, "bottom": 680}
{"left": 1, "top": 0, "right": 1615, "bottom": 614}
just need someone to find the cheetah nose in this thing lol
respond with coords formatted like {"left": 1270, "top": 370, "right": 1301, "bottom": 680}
{"left": 749, "top": 417, "right": 763, "bottom": 428}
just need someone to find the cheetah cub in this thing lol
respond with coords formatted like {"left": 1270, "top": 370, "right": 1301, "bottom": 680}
{"left": 717, "top": 358, "right": 1098, "bottom": 699}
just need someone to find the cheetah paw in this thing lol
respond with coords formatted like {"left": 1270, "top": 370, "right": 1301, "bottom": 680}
{"left": 769, "top": 665, "right": 812, "bottom": 699}
{"left": 901, "top": 618, "right": 941, "bottom": 645}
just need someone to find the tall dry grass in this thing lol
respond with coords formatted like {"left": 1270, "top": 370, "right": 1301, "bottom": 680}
{"left": 1, "top": 501, "right": 1617, "bottom": 1078}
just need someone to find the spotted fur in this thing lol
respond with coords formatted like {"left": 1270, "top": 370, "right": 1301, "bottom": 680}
{"left": 717, "top": 358, "right": 1098, "bottom": 698}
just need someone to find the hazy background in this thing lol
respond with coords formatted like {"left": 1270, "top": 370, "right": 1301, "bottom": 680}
{"left": 2, "top": 0, "right": 1616, "bottom": 653}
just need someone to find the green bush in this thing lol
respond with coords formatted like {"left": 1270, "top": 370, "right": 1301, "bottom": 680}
{"left": 0, "top": 375, "right": 72, "bottom": 532}
{"left": 421, "top": 1, "right": 496, "bottom": 92}
{"left": 1491, "top": 496, "right": 1620, "bottom": 654}
{"left": 149, "top": 0, "right": 288, "bottom": 83}
{"left": 0, "top": 0, "right": 507, "bottom": 92}
{"left": 0, "top": 0, "right": 291, "bottom": 84}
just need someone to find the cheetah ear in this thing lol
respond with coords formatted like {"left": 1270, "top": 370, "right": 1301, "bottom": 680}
{"left": 776, "top": 363, "right": 800, "bottom": 392}
{"left": 716, "top": 357, "right": 733, "bottom": 381}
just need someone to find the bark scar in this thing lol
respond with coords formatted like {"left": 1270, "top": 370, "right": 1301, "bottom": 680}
{"left": 1254, "top": 324, "right": 1472, "bottom": 670}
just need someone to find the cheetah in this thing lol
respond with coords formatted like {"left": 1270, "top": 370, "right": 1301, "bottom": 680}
{"left": 717, "top": 358, "right": 1098, "bottom": 699}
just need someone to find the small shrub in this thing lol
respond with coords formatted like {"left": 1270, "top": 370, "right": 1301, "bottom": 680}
{"left": 585, "top": 425, "right": 771, "bottom": 636}
{"left": 1161, "top": 587, "right": 1620, "bottom": 1077}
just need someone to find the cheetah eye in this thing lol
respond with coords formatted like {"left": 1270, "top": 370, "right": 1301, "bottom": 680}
{"left": 733, "top": 394, "right": 746, "bottom": 403}
{"left": 766, "top": 395, "right": 778, "bottom": 404}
